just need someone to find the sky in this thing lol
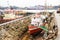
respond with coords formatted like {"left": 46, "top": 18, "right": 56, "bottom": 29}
{"left": 0, "top": 0, "right": 60, "bottom": 7}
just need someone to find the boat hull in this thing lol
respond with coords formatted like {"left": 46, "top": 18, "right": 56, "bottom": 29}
{"left": 28, "top": 25, "right": 42, "bottom": 35}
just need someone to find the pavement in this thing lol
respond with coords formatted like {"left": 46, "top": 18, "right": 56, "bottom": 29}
{"left": 54, "top": 12, "right": 60, "bottom": 40}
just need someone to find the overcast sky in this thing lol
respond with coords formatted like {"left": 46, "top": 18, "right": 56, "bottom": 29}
{"left": 0, "top": 0, "right": 60, "bottom": 7}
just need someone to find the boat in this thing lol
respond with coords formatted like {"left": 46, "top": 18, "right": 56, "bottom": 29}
{"left": 28, "top": 13, "right": 48, "bottom": 35}
{"left": 0, "top": 8, "right": 24, "bottom": 23}
{"left": 57, "top": 7, "right": 60, "bottom": 13}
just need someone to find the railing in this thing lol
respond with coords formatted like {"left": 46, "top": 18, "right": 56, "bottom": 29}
{"left": 0, "top": 15, "right": 33, "bottom": 40}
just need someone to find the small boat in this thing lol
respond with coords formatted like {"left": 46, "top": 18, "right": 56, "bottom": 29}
{"left": 28, "top": 24, "right": 48, "bottom": 35}
{"left": 28, "top": 25, "right": 42, "bottom": 35}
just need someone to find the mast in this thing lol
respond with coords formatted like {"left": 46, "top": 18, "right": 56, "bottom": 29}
{"left": 7, "top": 1, "right": 10, "bottom": 8}
{"left": 7, "top": 0, "right": 14, "bottom": 14}
{"left": 44, "top": 0, "right": 47, "bottom": 12}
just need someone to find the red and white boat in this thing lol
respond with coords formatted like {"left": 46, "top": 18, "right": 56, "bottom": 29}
{"left": 28, "top": 25, "right": 42, "bottom": 35}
